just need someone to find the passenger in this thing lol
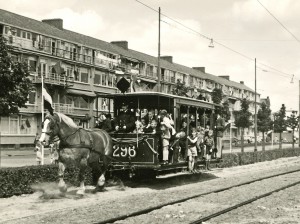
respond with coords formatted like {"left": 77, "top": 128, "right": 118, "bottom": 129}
{"left": 161, "top": 122, "right": 171, "bottom": 165}
{"left": 95, "top": 114, "right": 105, "bottom": 129}
{"left": 179, "top": 120, "right": 187, "bottom": 161}
{"left": 196, "top": 127, "right": 205, "bottom": 160}
{"left": 144, "top": 120, "right": 159, "bottom": 134}
{"left": 115, "top": 102, "right": 136, "bottom": 133}
{"left": 204, "top": 125, "right": 210, "bottom": 137}
{"left": 204, "top": 130, "right": 214, "bottom": 170}
{"left": 187, "top": 128, "right": 198, "bottom": 173}
{"left": 144, "top": 109, "right": 157, "bottom": 127}
{"left": 134, "top": 119, "right": 144, "bottom": 133}
{"left": 159, "top": 110, "right": 175, "bottom": 133}
{"left": 100, "top": 114, "right": 113, "bottom": 132}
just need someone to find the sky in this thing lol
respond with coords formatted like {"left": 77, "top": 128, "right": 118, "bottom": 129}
{"left": 1, "top": 0, "right": 299, "bottom": 112}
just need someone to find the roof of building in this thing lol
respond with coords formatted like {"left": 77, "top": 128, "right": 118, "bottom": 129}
{"left": 0, "top": 8, "right": 257, "bottom": 94}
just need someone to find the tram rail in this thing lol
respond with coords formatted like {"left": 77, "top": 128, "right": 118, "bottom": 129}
{"left": 96, "top": 168, "right": 300, "bottom": 224}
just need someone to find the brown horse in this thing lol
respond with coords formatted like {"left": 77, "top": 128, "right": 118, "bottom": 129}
{"left": 39, "top": 112, "right": 113, "bottom": 195}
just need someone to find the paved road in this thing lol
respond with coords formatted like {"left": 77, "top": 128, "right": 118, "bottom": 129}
{"left": 0, "top": 144, "right": 295, "bottom": 168}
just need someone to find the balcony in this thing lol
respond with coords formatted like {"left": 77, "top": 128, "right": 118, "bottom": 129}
{"left": 4, "top": 34, "right": 42, "bottom": 52}
{"left": 32, "top": 73, "right": 74, "bottom": 87}
{"left": 116, "top": 63, "right": 140, "bottom": 74}
{"left": 4, "top": 35, "right": 119, "bottom": 70}
{"left": 19, "top": 104, "right": 41, "bottom": 113}
{"left": 53, "top": 103, "right": 74, "bottom": 114}
{"left": 146, "top": 71, "right": 157, "bottom": 78}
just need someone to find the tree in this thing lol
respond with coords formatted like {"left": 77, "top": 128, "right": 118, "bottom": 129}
{"left": 286, "top": 111, "right": 299, "bottom": 149}
{"left": 257, "top": 102, "right": 273, "bottom": 151}
{"left": 0, "top": 36, "right": 32, "bottom": 116}
{"left": 211, "top": 88, "right": 223, "bottom": 104}
{"left": 172, "top": 79, "right": 189, "bottom": 97}
{"left": 274, "top": 104, "right": 287, "bottom": 150}
{"left": 234, "top": 98, "right": 253, "bottom": 152}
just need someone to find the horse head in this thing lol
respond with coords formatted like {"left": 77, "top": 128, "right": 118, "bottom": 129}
{"left": 39, "top": 113, "right": 60, "bottom": 146}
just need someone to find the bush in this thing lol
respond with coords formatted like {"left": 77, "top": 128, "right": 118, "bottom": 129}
{"left": 216, "top": 147, "right": 300, "bottom": 168}
{"left": 0, "top": 165, "right": 93, "bottom": 198}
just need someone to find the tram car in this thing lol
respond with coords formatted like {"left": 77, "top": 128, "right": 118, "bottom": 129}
{"left": 99, "top": 92, "right": 221, "bottom": 177}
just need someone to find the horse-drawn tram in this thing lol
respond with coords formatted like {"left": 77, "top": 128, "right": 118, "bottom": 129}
{"left": 100, "top": 91, "right": 220, "bottom": 177}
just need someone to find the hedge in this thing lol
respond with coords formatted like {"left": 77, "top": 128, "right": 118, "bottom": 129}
{"left": 0, "top": 165, "right": 93, "bottom": 198}
{"left": 216, "top": 147, "right": 300, "bottom": 168}
{"left": 0, "top": 147, "right": 300, "bottom": 198}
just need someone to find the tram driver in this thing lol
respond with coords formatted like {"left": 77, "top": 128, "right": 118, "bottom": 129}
{"left": 115, "top": 102, "right": 136, "bottom": 133}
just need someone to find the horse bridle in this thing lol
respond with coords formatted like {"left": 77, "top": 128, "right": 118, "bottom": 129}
{"left": 42, "top": 115, "right": 81, "bottom": 144}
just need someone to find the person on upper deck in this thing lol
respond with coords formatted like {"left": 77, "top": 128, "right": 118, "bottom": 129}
{"left": 115, "top": 102, "right": 136, "bottom": 133}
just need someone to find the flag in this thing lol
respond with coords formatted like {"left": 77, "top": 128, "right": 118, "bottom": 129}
{"left": 42, "top": 87, "right": 54, "bottom": 115}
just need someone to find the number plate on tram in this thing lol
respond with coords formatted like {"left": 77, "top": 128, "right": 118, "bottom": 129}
{"left": 113, "top": 144, "right": 137, "bottom": 158}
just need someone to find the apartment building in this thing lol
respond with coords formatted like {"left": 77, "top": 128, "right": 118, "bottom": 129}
{"left": 0, "top": 9, "right": 260, "bottom": 147}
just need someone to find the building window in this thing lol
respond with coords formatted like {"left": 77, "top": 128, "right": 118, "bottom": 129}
{"left": 73, "top": 96, "right": 89, "bottom": 109}
{"left": 94, "top": 74, "right": 100, "bottom": 85}
{"left": 81, "top": 72, "right": 88, "bottom": 83}
{"left": 29, "top": 60, "right": 37, "bottom": 72}
{"left": 28, "top": 91, "right": 36, "bottom": 104}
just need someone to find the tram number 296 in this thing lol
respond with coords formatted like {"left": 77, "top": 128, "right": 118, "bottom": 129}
{"left": 113, "top": 145, "right": 137, "bottom": 158}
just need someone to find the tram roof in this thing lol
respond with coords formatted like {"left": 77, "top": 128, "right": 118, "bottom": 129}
{"left": 98, "top": 91, "right": 218, "bottom": 109}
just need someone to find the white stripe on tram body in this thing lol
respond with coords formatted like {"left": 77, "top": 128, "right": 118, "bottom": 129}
{"left": 39, "top": 119, "right": 50, "bottom": 143}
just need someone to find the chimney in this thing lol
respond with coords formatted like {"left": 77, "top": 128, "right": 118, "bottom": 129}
{"left": 42, "top": 19, "right": 63, "bottom": 30}
{"left": 192, "top": 67, "right": 205, "bottom": 73}
{"left": 111, "top": 41, "right": 128, "bottom": 50}
{"left": 161, "top": 56, "right": 173, "bottom": 63}
{"left": 219, "top": 75, "right": 230, "bottom": 80}
{"left": 240, "top": 81, "right": 244, "bottom": 85}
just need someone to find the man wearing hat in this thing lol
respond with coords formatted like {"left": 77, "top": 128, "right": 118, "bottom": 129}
{"left": 115, "top": 102, "right": 135, "bottom": 133}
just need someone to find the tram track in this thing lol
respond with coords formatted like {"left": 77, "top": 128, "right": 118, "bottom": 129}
{"left": 96, "top": 168, "right": 300, "bottom": 224}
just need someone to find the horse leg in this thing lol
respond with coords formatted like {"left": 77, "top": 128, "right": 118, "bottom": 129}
{"left": 95, "top": 156, "right": 108, "bottom": 192}
{"left": 77, "top": 158, "right": 88, "bottom": 195}
{"left": 58, "top": 162, "right": 67, "bottom": 193}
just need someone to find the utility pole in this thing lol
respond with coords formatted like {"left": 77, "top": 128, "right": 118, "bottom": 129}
{"left": 41, "top": 73, "right": 44, "bottom": 165}
{"left": 254, "top": 58, "right": 258, "bottom": 152}
{"left": 157, "top": 7, "right": 161, "bottom": 92}
{"left": 299, "top": 80, "right": 300, "bottom": 147}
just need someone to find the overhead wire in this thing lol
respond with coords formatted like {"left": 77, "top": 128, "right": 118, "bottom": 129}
{"left": 134, "top": 0, "right": 294, "bottom": 80}
{"left": 257, "top": 0, "right": 300, "bottom": 44}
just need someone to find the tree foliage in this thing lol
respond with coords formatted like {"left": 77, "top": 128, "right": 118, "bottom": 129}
{"left": 257, "top": 102, "right": 273, "bottom": 133}
{"left": 172, "top": 79, "right": 189, "bottom": 97}
{"left": 0, "top": 36, "right": 32, "bottom": 116}
{"left": 211, "top": 88, "right": 223, "bottom": 104}
{"left": 215, "top": 100, "right": 231, "bottom": 122}
{"left": 274, "top": 104, "right": 287, "bottom": 133}
{"left": 286, "top": 111, "right": 299, "bottom": 148}
{"left": 233, "top": 98, "right": 253, "bottom": 152}
{"left": 234, "top": 98, "right": 253, "bottom": 129}
{"left": 286, "top": 111, "right": 299, "bottom": 131}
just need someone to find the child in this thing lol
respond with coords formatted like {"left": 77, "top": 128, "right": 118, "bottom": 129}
{"left": 187, "top": 128, "right": 198, "bottom": 173}
{"left": 204, "top": 130, "right": 214, "bottom": 170}
{"left": 197, "top": 128, "right": 205, "bottom": 160}
{"left": 144, "top": 120, "right": 159, "bottom": 134}
{"left": 160, "top": 122, "right": 171, "bottom": 165}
